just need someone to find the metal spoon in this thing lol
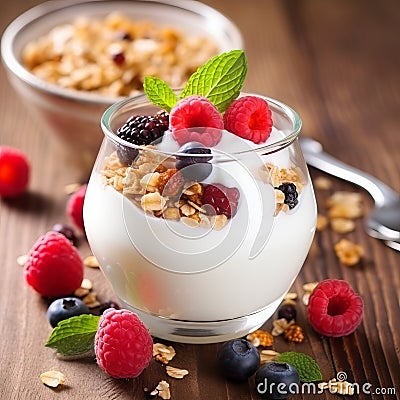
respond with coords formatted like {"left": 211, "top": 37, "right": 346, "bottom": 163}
{"left": 299, "top": 137, "right": 400, "bottom": 247}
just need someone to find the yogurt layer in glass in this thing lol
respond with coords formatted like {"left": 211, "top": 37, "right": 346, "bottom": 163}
{"left": 83, "top": 92, "right": 317, "bottom": 343}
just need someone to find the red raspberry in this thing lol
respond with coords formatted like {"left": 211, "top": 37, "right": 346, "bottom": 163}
{"left": 223, "top": 96, "right": 273, "bottom": 144}
{"left": 308, "top": 279, "right": 363, "bottom": 337}
{"left": 24, "top": 231, "right": 84, "bottom": 297}
{"left": 202, "top": 183, "right": 240, "bottom": 218}
{"left": 67, "top": 184, "right": 87, "bottom": 231}
{"left": 169, "top": 96, "right": 223, "bottom": 146}
{"left": 95, "top": 309, "right": 153, "bottom": 378}
{"left": 0, "top": 146, "right": 30, "bottom": 198}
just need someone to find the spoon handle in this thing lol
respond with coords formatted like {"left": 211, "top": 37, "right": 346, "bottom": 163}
{"left": 299, "top": 137, "right": 399, "bottom": 206}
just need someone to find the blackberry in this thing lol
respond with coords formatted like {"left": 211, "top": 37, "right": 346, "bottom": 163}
{"left": 276, "top": 182, "right": 298, "bottom": 209}
{"left": 116, "top": 111, "right": 169, "bottom": 165}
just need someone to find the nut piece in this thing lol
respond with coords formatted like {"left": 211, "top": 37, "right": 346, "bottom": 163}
{"left": 316, "top": 214, "right": 329, "bottom": 231}
{"left": 141, "top": 191, "right": 167, "bottom": 212}
{"left": 334, "top": 238, "right": 364, "bottom": 266}
{"left": 330, "top": 217, "right": 355, "bottom": 233}
{"left": 154, "top": 380, "right": 171, "bottom": 400}
{"left": 284, "top": 323, "right": 305, "bottom": 343}
{"left": 40, "top": 370, "right": 66, "bottom": 388}
{"left": 271, "top": 318, "right": 295, "bottom": 336}
{"left": 326, "top": 191, "right": 363, "bottom": 219}
{"left": 260, "top": 349, "right": 280, "bottom": 364}
{"left": 166, "top": 365, "right": 189, "bottom": 379}
{"left": 246, "top": 330, "right": 274, "bottom": 347}
{"left": 84, "top": 255, "right": 100, "bottom": 268}
{"left": 153, "top": 343, "right": 176, "bottom": 364}
{"left": 16, "top": 254, "right": 28, "bottom": 266}
{"left": 314, "top": 176, "right": 332, "bottom": 190}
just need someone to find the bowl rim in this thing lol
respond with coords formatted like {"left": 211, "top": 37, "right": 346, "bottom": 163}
{"left": 101, "top": 91, "right": 302, "bottom": 158}
{"left": 1, "top": 0, "right": 244, "bottom": 106}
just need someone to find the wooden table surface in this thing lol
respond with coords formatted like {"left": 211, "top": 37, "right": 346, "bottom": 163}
{"left": 1, "top": 0, "right": 399, "bottom": 399}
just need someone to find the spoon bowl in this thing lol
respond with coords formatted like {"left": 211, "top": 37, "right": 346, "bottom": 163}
{"left": 300, "top": 137, "right": 400, "bottom": 247}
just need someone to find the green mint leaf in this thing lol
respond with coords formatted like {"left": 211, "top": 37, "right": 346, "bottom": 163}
{"left": 180, "top": 50, "right": 247, "bottom": 112}
{"left": 45, "top": 314, "right": 100, "bottom": 356}
{"left": 143, "top": 76, "right": 178, "bottom": 112}
{"left": 276, "top": 352, "right": 323, "bottom": 382}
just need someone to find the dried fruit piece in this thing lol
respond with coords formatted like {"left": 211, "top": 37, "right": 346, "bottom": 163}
{"left": 40, "top": 370, "right": 66, "bottom": 388}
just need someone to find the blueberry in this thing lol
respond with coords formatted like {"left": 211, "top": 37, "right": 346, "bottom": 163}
{"left": 217, "top": 339, "right": 260, "bottom": 381}
{"left": 47, "top": 297, "right": 90, "bottom": 328}
{"left": 255, "top": 362, "right": 299, "bottom": 399}
{"left": 277, "top": 304, "right": 297, "bottom": 322}
{"left": 175, "top": 142, "right": 212, "bottom": 181}
{"left": 52, "top": 223, "right": 77, "bottom": 245}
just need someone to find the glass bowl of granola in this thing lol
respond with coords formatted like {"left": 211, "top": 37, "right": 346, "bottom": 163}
{"left": 83, "top": 51, "right": 317, "bottom": 343}
{"left": 1, "top": 0, "right": 243, "bottom": 175}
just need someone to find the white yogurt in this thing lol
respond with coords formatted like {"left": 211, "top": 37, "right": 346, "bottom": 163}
{"left": 84, "top": 129, "right": 317, "bottom": 321}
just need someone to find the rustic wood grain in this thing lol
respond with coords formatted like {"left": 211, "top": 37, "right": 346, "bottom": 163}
{"left": 1, "top": 0, "right": 399, "bottom": 399}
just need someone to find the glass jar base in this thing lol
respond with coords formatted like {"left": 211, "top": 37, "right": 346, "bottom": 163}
{"left": 117, "top": 297, "right": 283, "bottom": 344}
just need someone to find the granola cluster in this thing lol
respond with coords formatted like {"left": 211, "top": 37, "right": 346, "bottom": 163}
{"left": 22, "top": 13, "right": 218, "bottom": 97}
{"left": 101, "top": 148, "right": 306, "bottom": 228}
{"left": 315, "top": 178, "right": 365, "bottom": 266}
{"left": 101, "top": 150, "right": 229, "bottom": 230}
{"left": 263, "top": 163, "right": 305, "bottom": 215}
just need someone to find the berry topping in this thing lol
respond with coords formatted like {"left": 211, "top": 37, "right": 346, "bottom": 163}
{"left": 307, "top": 279, "right": 363, "bottom": 337}
{"left": 202, "top": 183, "right": 240, "bottom": 218}
{"left": 67, "top": 184, "right": 87, "bottom": 231}
{"left": 223, "top": 96, "right": 273, "bottom": 144}
{"left": 51, "top": 223, "right": 77, "bottom": 245}
{"left": 278, "top": 303, "right": 297, "bottom": 322}
{"left": 255, "top": 362, "right": 300, "bottom": 399}
{"left": 175, "top": 142, "right": 212, "bottom": 181}
{"left": 116, "top": 111, "right": 169, "bottom": 164}
{"left": 46, "top": 297, "right": 90, "bottom": 328}
{"left": 94, "top": 309, "right": 153, "bottom": 378}
{"left": 276, "top": 182, "right": 299, "bottom": 209}
{"left": 24, "top": 231, "right": 84, "bottom": 297}
{"left": 169, "top": 96, "right": 223, "bottom": 146}
{"left": 0, "top": 146, "right": 30, "bottom": 198}
{"left": 217, "top": 339, "right": 260, "bottom": 381}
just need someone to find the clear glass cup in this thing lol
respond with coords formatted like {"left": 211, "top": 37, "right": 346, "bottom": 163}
{"left": 83, "top": 92, "right": 317, "bottom": 343}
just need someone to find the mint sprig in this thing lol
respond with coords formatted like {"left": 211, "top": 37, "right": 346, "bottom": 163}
{"left": 180, "top": 50, "right": 247, "bottom": 112}
{"left": 143, "top": 76, "right": 178, "bottom": 112}
{"left": 45, "top": 314, "right": 100, "bottom": 356}
{"left": 276, "top": 352, "right": 322, "bottom": 382}
{"left": 143, "top": 50, "right": 247, "bottom": 113}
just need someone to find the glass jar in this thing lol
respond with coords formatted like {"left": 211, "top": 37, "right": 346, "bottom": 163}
{"left": 83, "top": 92, "right": 317, "bottom": 343}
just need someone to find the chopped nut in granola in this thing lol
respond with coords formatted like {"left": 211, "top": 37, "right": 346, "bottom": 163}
{"left": 146, "top": 380, "right": 171, "bottom": 400}
{"left": 334, "top": 238, "right": 364, "bottom": 266}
